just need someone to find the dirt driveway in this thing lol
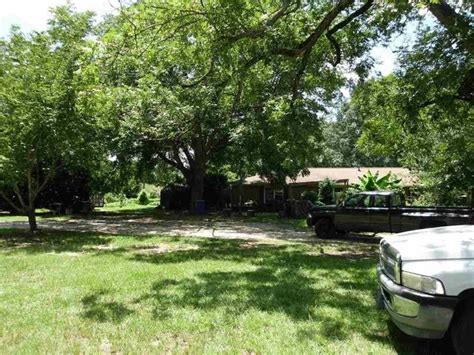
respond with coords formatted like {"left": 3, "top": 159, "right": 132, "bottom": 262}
{"left": 0, "top": 215, "right": 318, "bottom": 242}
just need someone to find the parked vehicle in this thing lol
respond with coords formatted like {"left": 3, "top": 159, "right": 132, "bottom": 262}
{"left": 306, "top": 191, "right": 472, "bottom": 238}
{"left": 377, "top": 225, "right": 474, "bottom": 354}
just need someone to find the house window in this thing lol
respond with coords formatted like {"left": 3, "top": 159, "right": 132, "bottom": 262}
{"left": 274, "top": 189, "right": 284, "bottom": 201}
{"left": 264, "top": 187, "right": 273, "bottom": 203}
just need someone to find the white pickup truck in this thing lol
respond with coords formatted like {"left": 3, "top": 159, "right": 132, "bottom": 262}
{"left": 377, "top": 225, "right": 474, "bottom": 354}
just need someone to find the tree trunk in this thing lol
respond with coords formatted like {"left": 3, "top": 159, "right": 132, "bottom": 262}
{"left": 26, "top": 208, "right": 38, "bottom": 233}
{"left": 187, "top": 134, "right": 208, "bottom": 214}
{"left": 238, "top": 175, "right": 244, "bottom": 216}
{"left": 189, "top": 165, "right": 205, "bottom": 213}
{"left": 428, "top": 1, "right": 473, "bottom": 56}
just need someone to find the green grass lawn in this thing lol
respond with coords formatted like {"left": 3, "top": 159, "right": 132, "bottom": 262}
{"left": 0, "top": 213, "right": 71, "bottom": 223}
{"left": 0, "top": 228, "right": 419, "bottom": 354}
{"left": 0, "top": 200, "right": 160, "bottom": 223}
{"left": 96, "top": 199, "right": 160, "bottom": 213}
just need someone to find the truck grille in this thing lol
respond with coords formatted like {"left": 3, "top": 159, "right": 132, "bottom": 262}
{"left": 380, "top": 240, "right": 400, "bottom": 283}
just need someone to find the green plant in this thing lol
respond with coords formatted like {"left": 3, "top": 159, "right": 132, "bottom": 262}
{"left": 300, "top": 190, "right": 319, "bottom": 204}
{"left": 104, "top": 193, "right": 119, "bottom": 204}
{"left": 137, "top": 190, "right": 149, "bottom": 205}
{"left": 318, "top": 178, "right": 335, "bottom": 205}
{"left": 357, "top": 170, "right": 401, "bottom": 191}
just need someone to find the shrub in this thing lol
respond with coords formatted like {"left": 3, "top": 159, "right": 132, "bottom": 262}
{"left": 137, "top": 190, "right": 150, "bottom": 205}
{"left": 104, "top": 193, "right": 119, "bottom": 204}
{"left": 319, "top": 178, "right": 335, "bottom": 205}
{"left": 301, "top": 190, "right": 319, "bottom": 204}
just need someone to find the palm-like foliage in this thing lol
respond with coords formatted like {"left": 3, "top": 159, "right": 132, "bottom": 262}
{"left": 357, "top": 170, "right": 401, "bottom": 191}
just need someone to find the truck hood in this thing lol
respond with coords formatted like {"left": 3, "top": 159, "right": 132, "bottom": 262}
{"left": 382, "top": 225, "right": 474, "bottom": 261}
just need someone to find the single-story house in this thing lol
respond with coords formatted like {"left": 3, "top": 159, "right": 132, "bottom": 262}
{"left": 230, "top": 167, "right": 416, "bottom": 210}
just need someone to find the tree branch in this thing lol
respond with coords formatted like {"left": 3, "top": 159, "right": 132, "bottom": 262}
{"left": 427, "top": 0, "right": 473, "bottom": 55}
{"left": 37, "top": 166, "right": 59, "bottom": 196}
{"left": 182, "top": 146, "right": 194, "bottom": 166}
{"left": 265, "top": 0, "right": 301, "bottom": 27}
{"left": 222, "top": 0, "right": 302, "bottom": 43}
{"left": 291, "top": 49, "right": 311, "bottom": 103}
{"left": 326, "top": 33, "right": 342, "bottom": 66}
{"left": 12, "top": 183, "right": 26, "bottom": 209}
{"left": 326, "top": 0, "right": 374, "bottom": 66}
{"left": 419, "top": 94, "right": 472, "bottom": 108}
{"left": 157, "top": 152, "right": 185, "bottom": 173}
{"left": 0, "top": 191, "right": 22, "bottom": 212}
{"left": 274, "top": 0, "right": 354, "bottom": 57}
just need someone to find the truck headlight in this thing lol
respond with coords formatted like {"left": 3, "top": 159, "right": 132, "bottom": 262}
{"left": 401, "top": 271, "right": 445, "bottom": 295}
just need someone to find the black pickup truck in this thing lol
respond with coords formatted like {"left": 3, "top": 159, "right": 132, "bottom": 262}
{"left": 307, "top": 191, "right": 473, "bottom": 238}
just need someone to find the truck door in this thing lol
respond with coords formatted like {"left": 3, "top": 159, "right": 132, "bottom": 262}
{"left": 335, "top": 194, "right": 371, "bottom": 232}
{"left": 369, "top": 195, "right": 391, "bottom": 233}
{"left": 369, "top": 193, "right": 403, "bottom": 233}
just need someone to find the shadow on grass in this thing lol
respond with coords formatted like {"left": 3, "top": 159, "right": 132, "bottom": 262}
{"left": 69, "top": 207, "right": 201, "bottom": 221}
{"left": 124, "top": 239, "right": 393, "bottom": 348}
{"left": 81, "top": 290, "right": 133, "bottom": 323}
{"left": 129, "top": 239, "right": 455, "bottom": 353}
{"left": 0, "top": 229, "right": 113, "bottom": 253}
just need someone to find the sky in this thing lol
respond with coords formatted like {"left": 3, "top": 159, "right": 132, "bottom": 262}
{"left": 0, "top": 0, "right": 118, "bottom": 36}
{"left": 0, "top": 0, "right": 402, "bottom": 76}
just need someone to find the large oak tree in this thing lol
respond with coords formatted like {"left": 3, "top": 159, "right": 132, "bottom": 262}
{"left": 98, "top": 0, "right": 410, "bottom": 210}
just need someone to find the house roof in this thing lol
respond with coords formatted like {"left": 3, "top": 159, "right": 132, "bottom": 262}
{"left": 242, "top": 167, "right": 416, "bottom": 186}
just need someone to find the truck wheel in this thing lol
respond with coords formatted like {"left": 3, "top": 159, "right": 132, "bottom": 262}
{"left": 451, "top": 299, "right": 474, "bottom": 355}
{"left": 314, "top": 219, "right": 335, "bottom": 239}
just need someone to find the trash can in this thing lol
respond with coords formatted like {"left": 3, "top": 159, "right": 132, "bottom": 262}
{"left": 195, "top": 200, "right": 206, "bottom": 214}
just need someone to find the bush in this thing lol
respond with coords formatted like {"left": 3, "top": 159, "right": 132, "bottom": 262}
{"left": 301, "top": 190, "right": 319, "bottom": 204}
{"left": 104, "top": 193, "right": 119, "bottom": 204}
{"left": 137, "top": 190, "right": 150, "bottom": 205}
{"left": 319, "top": 178, "right": 335, "bottom": 205}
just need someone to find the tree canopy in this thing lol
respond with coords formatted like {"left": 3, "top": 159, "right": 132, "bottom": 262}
{"left": 354, "top": 1, "right": 472, "bottom": 204}
{"left": 0, "top": 6, "right": 103, "bottom": 230}
{"left": 0, "top": 0, "right": 472, "bottom": 223}
{"left": 95, "top": 0, "right": 418, "bottom": 209}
